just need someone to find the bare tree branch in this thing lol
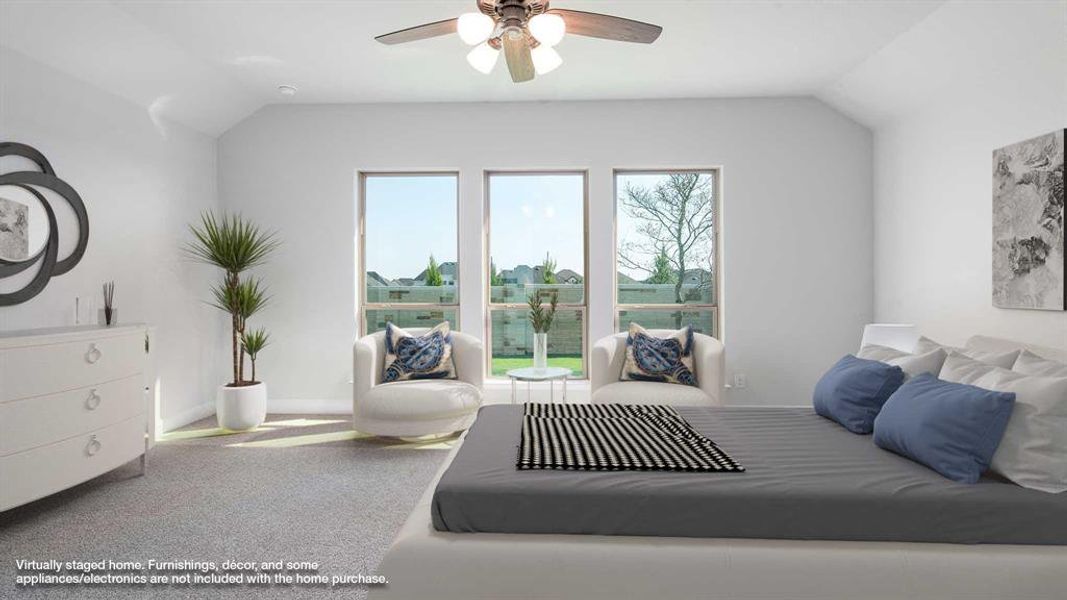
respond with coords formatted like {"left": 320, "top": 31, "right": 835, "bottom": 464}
{"left": 617, "top": 173, "right": 716, "bottom": 311}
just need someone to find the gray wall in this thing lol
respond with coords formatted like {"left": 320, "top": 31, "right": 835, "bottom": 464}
{"left": 219, "top": 97, "right": 873, "bottom": 407}
{"left": 0, "top": 47, "right": 225, "bottom": 429}
{"left": 824, "top": 0, "right": 1067, "bottom": 350}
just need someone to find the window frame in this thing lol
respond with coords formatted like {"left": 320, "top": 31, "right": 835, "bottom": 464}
{"left": 357, "top": 170, "right": 461, "bottom": 337}
{"left": 612, "top": 168, "right": 721, "bottom": 338}
{"left": 483, "top": 169, "right": 590, "bottom": 380}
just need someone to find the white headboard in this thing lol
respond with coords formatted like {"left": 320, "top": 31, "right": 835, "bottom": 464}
{"left": 965, "top": 335, "right": 1067, "bottom": 364}
{"left": 860, "top": 324, "right": 919, "bottom": 353}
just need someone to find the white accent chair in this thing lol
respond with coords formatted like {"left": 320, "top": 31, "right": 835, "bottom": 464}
{"left": 590, "top": 330, "right": 725, "bottom": 406}
{"left": 353, "top": 328, "right": 484, "bottom": 438}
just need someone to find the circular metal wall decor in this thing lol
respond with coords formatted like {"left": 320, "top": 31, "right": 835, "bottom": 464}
{"left": 0, "top": 142, "right": 89, "bottom": 306}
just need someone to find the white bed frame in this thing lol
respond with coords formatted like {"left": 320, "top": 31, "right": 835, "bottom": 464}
{"left": 369, "top": 335, "right": 1067, "bottom": 600}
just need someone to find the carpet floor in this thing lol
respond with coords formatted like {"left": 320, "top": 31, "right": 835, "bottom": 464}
{"left": 1, "top": 415, "right": 456, "bottom": 599}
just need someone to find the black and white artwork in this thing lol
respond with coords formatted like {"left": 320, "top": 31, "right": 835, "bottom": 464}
{"left": 992, "top": 129, "right": 1065, "bottom": 310}
{"left": 0, "top": 196, "right": 29, "bottom": 261}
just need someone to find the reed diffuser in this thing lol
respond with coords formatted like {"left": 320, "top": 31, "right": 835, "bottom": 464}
{"left": 101, "top": 281, "right": 116, "bottom": 326}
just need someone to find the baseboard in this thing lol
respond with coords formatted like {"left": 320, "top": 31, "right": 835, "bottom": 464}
{"left": 268, "top": 398, "right": 352, "bottom": 414}
{"left": 161, "top": 401, "right": 215, "bottom": 433}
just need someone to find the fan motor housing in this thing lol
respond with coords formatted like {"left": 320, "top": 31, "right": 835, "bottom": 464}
{"left": 479, "top": 0, "right": 550, "bottom": 20}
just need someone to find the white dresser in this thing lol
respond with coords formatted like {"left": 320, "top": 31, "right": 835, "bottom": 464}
{"left": 0, "top": 324, "right": 151, "bottom": 511}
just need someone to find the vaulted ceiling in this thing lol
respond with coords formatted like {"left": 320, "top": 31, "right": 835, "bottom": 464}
{"left": 0, "top": 1, "right": 948, "bottom": 135}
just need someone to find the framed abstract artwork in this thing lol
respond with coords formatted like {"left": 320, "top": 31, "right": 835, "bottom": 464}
{"left": 992, "top": 129, "right": 1065, "bottom": 310}
{"left": 0, "top": 196, "right": 30, "bottom": 261}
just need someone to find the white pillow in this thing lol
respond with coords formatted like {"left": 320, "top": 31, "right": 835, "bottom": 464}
{"left": 915, "top": 336, "right": 1019, "bottom": 369}
{"left": 939, "top": 352, "right": 1067, "bottom": 493}
{"left": 1013, "top": 349, "right": 1067, "bottom": 378}
{"left": 857, "top": 344, "right": 947, "bottom": 379}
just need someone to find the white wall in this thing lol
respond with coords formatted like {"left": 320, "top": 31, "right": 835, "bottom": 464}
{"left": 219, "top": 98, "right": 873, "bottom": 408}
{"left": 823, "top": 0, "right": 1067, "bottom": 349}
{"left": 0, "top": 47, "right": 224, "bottom": 429}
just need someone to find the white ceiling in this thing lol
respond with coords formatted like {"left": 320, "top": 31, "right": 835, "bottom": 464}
{"left": 0, "top": 0, "right": 946, "bottom": 135}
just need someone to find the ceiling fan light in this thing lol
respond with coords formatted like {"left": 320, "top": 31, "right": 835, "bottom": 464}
{"left": 466, "top": 42, "right": 499, "bottom": 74}
{"left": 531, "top": 45, "right": 562, "bottom": 75}
{"left": 457, "top": 12, "right": 494, "bottom": 45}
{"left": 529, "top": 13, "right": 565, "bottom": 47}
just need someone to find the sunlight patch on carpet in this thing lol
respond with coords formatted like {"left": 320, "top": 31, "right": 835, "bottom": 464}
{"left": 160, "top": 426, "right": 277, "bottom": 441}
{"left": 383, "top": 438, "right": 459, "bottom": 451}
{"left": 226, "top": 430, "right": 372, "bottom": 448}
{"left": 264, "top": 418, "right": 348, "bottom": 427}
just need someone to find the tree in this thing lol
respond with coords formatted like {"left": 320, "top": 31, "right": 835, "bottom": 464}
{"left": 489, "top": 258, "right": 503, "bottom": 286}
{"left": 618, "top": 173, "right": 714, "bottom": 305}
{"left": 425, "top": 254, "right": 443, "bottom": 287}
{"left": 541, "top": 252, "right": 557, "bottom": 284}
{"left": 647, "top": 246, "right": 677, "bottom": 285}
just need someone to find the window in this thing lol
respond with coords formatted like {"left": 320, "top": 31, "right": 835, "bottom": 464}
{"left": 359, "top": 173, "right": 459, "bottom": 334}
{"left": 486, "top": 172, "right": 587, "bottom": 377}
{"left": 615, "top": 170, "right": 719, "bottom": 336}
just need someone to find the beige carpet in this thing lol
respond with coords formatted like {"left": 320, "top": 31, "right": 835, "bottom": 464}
{"left": 0, "top": 415, "right": 456, "bottom": 599}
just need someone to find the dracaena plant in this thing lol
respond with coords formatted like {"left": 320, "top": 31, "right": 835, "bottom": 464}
{"left": 186, "top": 212, "right": 279, "bottom": 386}
{"left": 240, "top": 328, "right": 271, "bottom": 384}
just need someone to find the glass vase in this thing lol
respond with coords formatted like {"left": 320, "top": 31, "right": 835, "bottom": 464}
{"left": 533, "top": 333, "right": 548, "bottom": 369}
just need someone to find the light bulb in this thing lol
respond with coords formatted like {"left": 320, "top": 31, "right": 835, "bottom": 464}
{"left": 531, "top": 45, "right": 562, "bottom": 75}
{"left": 528, "top": 13, "right": 565, "bottom": 47}
{"left": 466, "top": 42, "right": 499, "bottom": 74}
{"left": 457, "top": 12, "right": 494, "bottom": 45}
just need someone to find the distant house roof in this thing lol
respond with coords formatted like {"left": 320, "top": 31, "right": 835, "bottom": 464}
{"left": 366, "top": 271, "right": 395, "bottom": 287}
{"left": 681, "top": 268, "right": 713, "bottom": 283}
{"left": 556, "top": 269, "right": 583, "bottom": 283}
{"left": 395, "top": 278, "right": 417, "bottom": 286}
{"left": 616, "top": 272, "right": 636, "bottom": 284}
{"left": 500, "top": 264, "right": 587, "bottom": 285}
{"left": 633, "top": 268, "right": 713, "bottom": 285}
{"left": 414, "top": 261, "right": 458, "bottom": 282}
{"left": 500, "top": 264, "right": 538, "bottom": 284}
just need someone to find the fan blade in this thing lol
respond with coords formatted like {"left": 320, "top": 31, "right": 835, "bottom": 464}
{"left": 503, "top": 34, "right": 535, "bottom": 83}
{"left": 550, "top": 9, "right": 662, "bottom": 44}
{"left": 375, "top": 18, "right": 457, "bottom": 45}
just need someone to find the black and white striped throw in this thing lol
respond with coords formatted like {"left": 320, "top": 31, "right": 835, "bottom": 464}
{"left": 518, "top": 403, "right": 744, "bottom": 473}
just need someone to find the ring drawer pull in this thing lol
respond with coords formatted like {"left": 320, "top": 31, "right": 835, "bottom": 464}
{"left": 85, "top": 343, "right": 102, "bottom": 364}
{"left": 86, "top": 389, "right": 101, "bottom": 410}
{"left": 86, "top": 435, "right": 102, "bottom": 457}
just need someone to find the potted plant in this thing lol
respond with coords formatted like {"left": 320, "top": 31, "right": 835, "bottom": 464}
{"left": 186, "top": 212, "right": 279, "bottom": 431}
{"left": 240, "top": 327, "right": 271, "bottom": 383}
{"left": 527, "top": 290, "right": 557, "bottom": 369}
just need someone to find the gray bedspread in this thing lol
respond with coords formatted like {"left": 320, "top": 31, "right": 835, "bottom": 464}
{"left": 431, "top": 405, "right": 1067, "bottom": 544}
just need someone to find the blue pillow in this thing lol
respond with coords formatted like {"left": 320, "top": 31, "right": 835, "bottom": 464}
{"left": 813, "top": 355, "right": 905, "bottom": 434}
{"left": 873, "top": 373, "right": 1015, "bottom": 484}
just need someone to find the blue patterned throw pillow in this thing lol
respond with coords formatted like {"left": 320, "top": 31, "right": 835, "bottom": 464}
{"left": 382, "top": 322, "right": 457, "bottom": 383}
{"left": 620, "top": 323, "right": 697, "bottom": 386}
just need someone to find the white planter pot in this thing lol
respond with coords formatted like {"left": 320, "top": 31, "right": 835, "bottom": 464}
{"left": 216, "top": 382, "right": 267, "bottom": 431}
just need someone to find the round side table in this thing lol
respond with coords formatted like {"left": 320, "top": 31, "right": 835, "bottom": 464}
{"left": 506, "top": 367, "right": 573, "bottom": 404}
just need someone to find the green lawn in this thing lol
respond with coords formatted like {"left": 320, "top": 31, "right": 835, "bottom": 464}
{"left": 491, "top": 355, "right": 583, "bottom": 377}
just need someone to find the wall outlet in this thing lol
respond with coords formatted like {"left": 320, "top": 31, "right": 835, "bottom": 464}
{"left": 733, "top": 372, "right": 748, "bottom": 389}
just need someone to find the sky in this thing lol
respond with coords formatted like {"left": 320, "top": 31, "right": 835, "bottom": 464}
{"left": 488, "top": 174, "right": 584, "bottom": 275}
{"left": 362, "top": 172, "right": 713, "bottom": 281}
{"left": 364, "top": 175, "right": 458, "bottom": 279}
{"left": 363, "top": 173, "right": 586, "bottom": 280}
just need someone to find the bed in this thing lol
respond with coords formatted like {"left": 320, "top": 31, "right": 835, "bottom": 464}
{"left": 369, "top": 335, "right": 1067, "bottom": 599}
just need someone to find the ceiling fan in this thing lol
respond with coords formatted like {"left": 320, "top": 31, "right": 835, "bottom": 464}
{"left": 375, "top": 1, "right": 662, "bottom": 83}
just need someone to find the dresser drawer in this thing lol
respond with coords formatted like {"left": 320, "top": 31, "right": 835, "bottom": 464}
{"left": 0, "top": 375, "right": 145, "bottom": 456}
{"left": 0, "top": 414, "right": 145, "bottom": 512}
{"left": 0, "top": 332, "right": 144, "bottom": 402}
